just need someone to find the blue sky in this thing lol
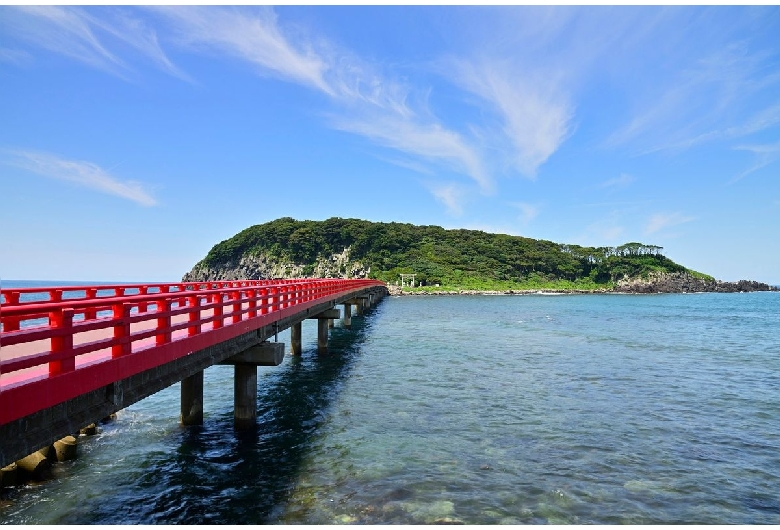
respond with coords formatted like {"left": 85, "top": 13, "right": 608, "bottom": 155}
{"left": 1, "top": 5, "right": 779, "bottom": 284}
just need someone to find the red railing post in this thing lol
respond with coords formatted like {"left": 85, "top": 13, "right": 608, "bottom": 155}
{"left": 271, "top": 286, "right": 279, "bottom": 312}
{"left": 156, "top": 298, "right": 172, "bottom": 346}
{"left": 248, "top": 289, "right": 257, "bottom": 318}
{"left": 213, "top": 293, "right": 223, "bottom": 329}
{"left": 85, "top": 288, "right": 98, "bottom": 320}
{"left": 112, "top": 303, "right": 131, "bottom": 357}
{"left": 231, "top": 290, "right": 241, "bottom": 324}
{"left": 139, "top": 286, "right": 149, "bottom": 313}
{"left": 187, "top": 295, "right": 200, "bottom": 336}
{"left": 49, "top": 308, "right": 74, "bottom": 375}
{"left": 260, "top": 288, "right": 269, "bottom": 315}
{"left": 3, "top": 291, "right": 21, "bottom": 331}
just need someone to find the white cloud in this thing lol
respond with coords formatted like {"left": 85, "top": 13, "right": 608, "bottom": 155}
{"left": 584, "top": 221, "right": 624, "bottom": 243}
{"left": 450, "top": 59, "right": 573, "bottom": 178}
{"left": 156, "top": 6, "right": 331, "bottom": 95}
{"left": 510, "top": 202, "right": 540, "bottom": 224}
{"left": 606, "top": 39, "right": 780, "bottom": 154}
{"left": 156, "top": 6, "right": 493, "bottom": 194}
{"left": 334, "top": 114, "right": 490, "bottom": 192}
{"left": 4, "top": 150, "right": 157, "bottom": 207}
{"left": 599, "top": 173, "right": 635, "bottom": 189}
{"left": 732, "top": 140, "right": 780, "bottom": 183}
{"left": 92, "top": 10, "right": 192, "bottom": 82}
{"left": 0, "top": 47, "right": 32, "bottom": 65}
{"left": 427, "top": 183, "right": 467, "bottom": 216}
{"left": 9, "top": 6, "right": 126, "bottom": 75}
{"left": 5, "top": 6, "right": 188, "bottom": 81}
{"left": 645, "top": 212, "right": 695, "bottom": 235}
{"left": 376, "top": 156, "right": 436, "bottom": 176}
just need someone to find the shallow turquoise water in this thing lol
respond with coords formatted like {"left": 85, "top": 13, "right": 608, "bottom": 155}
{"left": 2, "top": 290, "right": 779, "bottom": 524}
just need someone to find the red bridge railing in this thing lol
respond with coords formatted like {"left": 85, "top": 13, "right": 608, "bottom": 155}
{"left": 0, "top": 279, "right": 384, "bottom": 425}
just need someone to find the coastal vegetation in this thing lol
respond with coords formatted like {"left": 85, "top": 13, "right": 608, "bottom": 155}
{"left": 186, "top": 217, "right": 715, "bottom": 291}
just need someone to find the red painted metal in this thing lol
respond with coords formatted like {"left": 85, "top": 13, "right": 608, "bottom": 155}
{"left": 0, "top": 279, "right": 384, "bottom": 425}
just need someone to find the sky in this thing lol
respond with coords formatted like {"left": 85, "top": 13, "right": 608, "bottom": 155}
{"left": 1, "top": 5, "right": 779, "bottom": 284}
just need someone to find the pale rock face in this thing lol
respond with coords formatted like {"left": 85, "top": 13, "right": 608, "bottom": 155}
{"left": 182, "top": 246, "right": 369, "bottom": 282}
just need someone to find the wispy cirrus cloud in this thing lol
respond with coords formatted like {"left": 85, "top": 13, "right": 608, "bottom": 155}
{"left": 333, "top": 114, "right": 490, "bottom": 192}
{"left": 4, "top": 149, "right": 157, "bottom": 207}
{"left": 3, "top": 6, "right": 190, "bottom": 81}
{"left": 599, "top": 173, "right": 635, "bottom": 189}
{"left": 0, "top": 47, "right": 32, "bottom": 65}
{"left": 732, "top": 140, "right": 780, "bottom": 183}
{"left": 427, "top": 182, "right": 468, "bottom": 216}
{"left": 510, "top": 202, "right": 540, "bottom": 224}
{"left": 155, "top": 6, "right": 492, "bottom": 194}
{"left": 155, "top": 6, "right": 328, "bottom": 93}
{"left": 449, "top": 59, "right": 574, "bottom": 179}
{"left": 579, "top": 215, "right": 625, "bottom": 244}
{"left": 606, "top": 38, "right": 780, "bottom": 154}
{"left": 658, "top": 103, "right": 780, "bottom": 152}
{"left": 645, "top": 212, "right": 695, "bottom": 235}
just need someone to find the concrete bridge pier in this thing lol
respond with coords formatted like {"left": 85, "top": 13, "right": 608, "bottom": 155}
{"left": 291, "top": 322, "right": 302, "bottom": 356}
{"left": 317, "top": 319, "right": 329, "bottom": 354}
{"left": 309, "top": 309, "right": 340, "bottom": 354}
{"left": 233, "top": 364, "right": 257, "bottom": 430}
{"left": 342, "top": 303, "right": 352, "bottom": 328}
{"left": 180, "top": 371, "right": 204, "bottom": 426}
{"left": 217, "top": 341, "right": 285, "bottom": 429}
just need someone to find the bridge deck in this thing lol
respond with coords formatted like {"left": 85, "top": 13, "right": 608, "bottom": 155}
{"left": 1, "top": 279, "right": 386, "bottom": 426}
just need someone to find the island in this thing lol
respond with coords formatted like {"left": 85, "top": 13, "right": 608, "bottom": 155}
{"left": 183, "top": 217, "right": 777, "bottom": 294}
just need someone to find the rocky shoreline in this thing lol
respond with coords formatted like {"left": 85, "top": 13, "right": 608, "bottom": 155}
{"left": 387, "top": 273, "right": 778, "bottom": 296}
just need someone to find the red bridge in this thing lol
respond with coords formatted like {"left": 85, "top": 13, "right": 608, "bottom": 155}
{"left": 0, "top": 279, "right": 388, "bottom": 469}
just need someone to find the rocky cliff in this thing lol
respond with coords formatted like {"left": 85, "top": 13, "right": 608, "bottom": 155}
{"left": 182, "top": 247, "right": 369, "bottom": 282}
{"left": 613, "top": 272, "right": 778, "bottom": 293}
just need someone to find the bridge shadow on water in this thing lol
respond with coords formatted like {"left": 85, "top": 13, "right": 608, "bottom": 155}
{"left": 73, "top": 306, "right": 386, "bottom": 525}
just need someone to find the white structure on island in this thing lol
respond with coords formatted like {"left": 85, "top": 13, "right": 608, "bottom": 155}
{"left": 399, "top": 274, "right": 416, "bottom": 287}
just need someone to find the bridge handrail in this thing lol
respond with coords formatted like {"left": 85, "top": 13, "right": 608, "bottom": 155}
{"left": 0, "top": 279, "right": 385, "bottom": 425}
{"left": 0, "top": 279, "right": 337, "bottom": 308}
{"left": 1, "top": 279, "right": 361, "bottom": 315}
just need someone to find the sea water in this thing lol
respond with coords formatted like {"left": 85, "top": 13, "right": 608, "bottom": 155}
{"left": 1, "top": 283, "right": 779, "bottom": 524}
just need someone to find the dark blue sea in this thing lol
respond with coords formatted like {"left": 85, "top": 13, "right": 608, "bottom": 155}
{"left": 1, "top": 281, "right": 779, "bottom": 524}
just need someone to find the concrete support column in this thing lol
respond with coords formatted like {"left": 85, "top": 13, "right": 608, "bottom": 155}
{"left": 317, "top": 318, "right": 329, "bottom": 354}
{"left": 343, "top": 303, "right": 352, "bottom": 328}
{"left": 234, "top": 364, "right": 257, "bottom": 430}
{"left": 291, "top": 321, "right": 302, "bottom": 355}
{"left": 181, "top": 370, "right": 204, "bottom": 426}
{"left": 328, "top": 318, "right": 335, "bottom": 329}
{"left": 356, "top": 299, "right": 364, "bottom": 316}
